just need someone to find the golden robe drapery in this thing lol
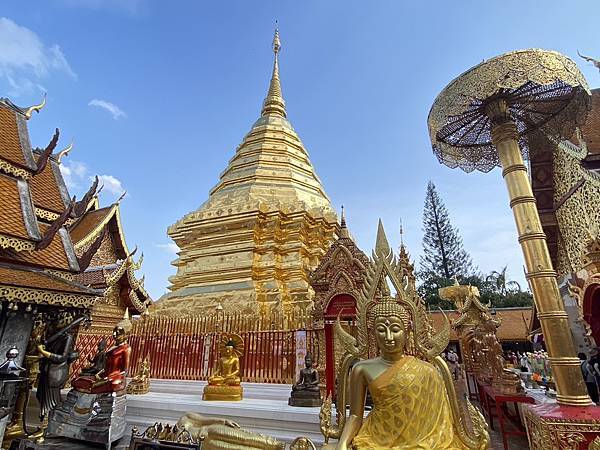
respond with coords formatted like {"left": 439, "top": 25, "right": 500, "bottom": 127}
{"left": 352, "top": 356, "right": 467, "bottom": 450}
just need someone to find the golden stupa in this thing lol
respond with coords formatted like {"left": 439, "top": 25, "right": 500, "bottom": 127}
{"left": 152, "top": 28, "right": 337, "bottom": 317}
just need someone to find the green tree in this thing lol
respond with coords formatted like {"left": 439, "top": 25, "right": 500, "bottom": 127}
{"left": 486, "top": 266, "right": 522, "bottom": 295}
{"left": 419, "top": 181, "right": 475, "bottom": 281}
{"left": 419, "top": 270, "right": 533, "bottom": 311}
{"left": 418, "top": 181, "right": 475, "bottom": 308}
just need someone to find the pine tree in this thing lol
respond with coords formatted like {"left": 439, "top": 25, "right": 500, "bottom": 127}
{"left": 419, "top": 181, "right": 475, "bottom": 282}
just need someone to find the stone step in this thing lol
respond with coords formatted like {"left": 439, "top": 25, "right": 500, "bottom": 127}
{"left": 146, "top": 379, "right": 294, "bottom": 402}
{"left": 126, "top": 387, "right": 324, "bottom": 445}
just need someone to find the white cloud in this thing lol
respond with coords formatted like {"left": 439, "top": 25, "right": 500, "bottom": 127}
{"left": 155, "top": 243, "right": 180, "bottom": 255}
{"left": 0, "top": 17, "right": 76, "bottom": 96}
{"left": 88, "top": 99, "right": 127, "bottom": 120}
{"left": 96, "top": 174, "right": 125, "bottom": 196}
{"left": 59, "top": 160, "right": 88, "bottom": 189}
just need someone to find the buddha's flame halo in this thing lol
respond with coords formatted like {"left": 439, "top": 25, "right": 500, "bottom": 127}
{"left": 333, "top": 222, "right": 450, "bottom": 361}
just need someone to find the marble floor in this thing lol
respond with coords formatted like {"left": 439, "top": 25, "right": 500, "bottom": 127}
{"left": 22, "top": 379, "right": 532, "bottom": 449}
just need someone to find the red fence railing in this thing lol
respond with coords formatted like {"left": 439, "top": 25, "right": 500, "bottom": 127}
{"left": 73, "top": 312, "right": 319, "bottom": 384}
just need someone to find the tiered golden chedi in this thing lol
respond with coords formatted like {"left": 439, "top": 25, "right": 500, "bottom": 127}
{"left": 153, "top": 29, "right": 337, "bottom": 316}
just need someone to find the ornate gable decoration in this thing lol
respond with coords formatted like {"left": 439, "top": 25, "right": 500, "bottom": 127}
{"left": 310, "top": 217, "right": 368, "bottom": 325}
{"left": 335, "top": 219, "right": 450, "bottom": 361}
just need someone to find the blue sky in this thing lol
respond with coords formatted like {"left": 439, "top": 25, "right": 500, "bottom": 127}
{"left": 3, "top": 1, "right": 599, "bottom": 299}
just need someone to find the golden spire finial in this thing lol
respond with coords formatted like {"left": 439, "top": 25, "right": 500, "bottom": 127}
{"left": 273, "top": 21, "right": 281, "bottom": 54}
{"left": 399, "top": 218, "right": 404, "bottom": 247}
{"left": 375, "top": 219, "right": 391, "bottom": 258}
{"left": 261, "top": 22, "right": 286, "bottom": 117}
{"left": 339, "top": 205, "right": 350, "bottom": 238}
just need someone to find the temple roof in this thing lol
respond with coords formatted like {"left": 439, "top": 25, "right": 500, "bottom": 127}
{"left": 0, "top": 99, "right": 80, "bottom": 272}
{"left": 430, "top": 307, "right": 532, "bottom": 342}
{"left": 69, "top": 203, "right": 128, "bottom": 259}
{"left": 310, "top": 210, "right": 369, "bottom": 287}
{"left": 70, "top": 200, "right": 150, "bottom": 314}
{"left": 0, "top": 173, "right": 39, "bottom": 241}
{"left": 30, "top": 152, "right": 70, "bottom": 214}
{"left": 0, "top": 105, "right": 35, "bottom": 170}
{"left": 0, "top": 96, "right": 101, "bottom": 309}
{"left": 0, "top": 263, "right": 98, "bottom": 308}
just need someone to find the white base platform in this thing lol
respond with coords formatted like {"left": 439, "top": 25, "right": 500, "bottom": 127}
{"left": 25, "top": 380, "right": 325, "bottom": 446}
{"left": 126, "top": 380, "right": 324, "bottom": 445}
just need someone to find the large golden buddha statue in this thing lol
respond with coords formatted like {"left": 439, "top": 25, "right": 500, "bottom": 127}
{"left": 203, "top": 333, "right": 244, "bottom": 401}
{"left": 320, "top": 220, "right": 489, "bottom": 450}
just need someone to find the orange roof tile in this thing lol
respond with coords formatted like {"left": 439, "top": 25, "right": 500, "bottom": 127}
{"left": 0, "top": 264, "right": 96, "bottom": 295}
{"left": 30, "top": 157, "right": 68, "bottom": 213}
{"left": 70, "top": 206, "right": 113, "bottom": 244}
{"left": 0, "top": 174, "right": 32, "bottom": 240}
{"left": 0, "top": 106, "right": 31, "bottom": 169}
{"left": 9, "top": 223, "right": 74, "bottom": 271}
{"left": 74, "top": 266, "right": 116, "bottom": 288}
{"left": 430, "top": 307, "right": 532, "bottom": 341}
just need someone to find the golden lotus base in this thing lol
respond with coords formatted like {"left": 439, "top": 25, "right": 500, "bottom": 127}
{"left": 127, "top": 381, "right": 150, "bottom": 395}
{"left": 202, "top": 384, "right": 243, "bottom": 401}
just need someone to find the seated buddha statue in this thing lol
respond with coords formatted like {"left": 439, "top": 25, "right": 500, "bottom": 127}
{"left": 203, "top": 333, "right": 244, "bottom": 401}
{"left": 289, "top": 352, "right": 321, "bottom": 407}
{"left": 292, "top": 353, "right": 319, "bottom": 392}
{"left": 72, "top": 325, "right": 130, "bottom": 394}
{"left": 79, "top": 339, "right": 107, "bottom": 377}
{"left": 334, "top": 299, "right": 470, "bottom": 450}
{"left": 208, "top": 345, "right": 240, "bottom": 386}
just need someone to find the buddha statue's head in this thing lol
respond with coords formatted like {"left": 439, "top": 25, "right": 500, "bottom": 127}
{"left": 224, "top": 345, "right": 235, "bottom": 357}
{"left": 368, "top": 298, "right": 412, "bottom": 357}
{"left": 113, "top": 325, "right": 127, "bottom": 344}
{"left": 304, "top": 352, "right": 314, "bottom": 368}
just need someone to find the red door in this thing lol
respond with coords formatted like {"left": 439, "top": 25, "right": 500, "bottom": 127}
{"left": 324, "top": 294, "right": 357, "bottom": 395}
{"left": 584, "top": 284, "right": 600, "bottom": 345}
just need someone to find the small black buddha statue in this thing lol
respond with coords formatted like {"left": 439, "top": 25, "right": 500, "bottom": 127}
{"left": 288, "top": 353, "right": 321, "bottom": 407}
{"left": 79, "top": 339, "right": 107, "bottom": 377}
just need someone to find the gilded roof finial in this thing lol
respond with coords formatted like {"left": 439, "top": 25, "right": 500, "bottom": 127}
{"left": 399, "top": 218, "right": 404, "bottom": 247}
{"left": 339, "top": 205, "right": 349, "bottom": 238}
{"left": 273, "top": 21, "right": 281, "bottom": 54}
{"left": 24, "top": 93, "right": 46, "bottom": 119}
{"left": 261, "top": 22, "right": 286, "bottom": 117}
{"left": 56, "top": 139, "right": 74, "bottom": 164}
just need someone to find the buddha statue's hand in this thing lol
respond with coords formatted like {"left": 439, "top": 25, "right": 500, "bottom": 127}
{"left": 223, "top": 419, "right": 239, "bottom": 428}
{"left": 37, "top": 345, "right": 51, "bottom": 359}
{"left": 209, "top": 375, "right": 225, "bottom": 385}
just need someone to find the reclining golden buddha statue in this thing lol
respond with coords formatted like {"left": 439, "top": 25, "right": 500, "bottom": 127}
{"left": 320, "top": 220, "right": 489, "bottom": 450}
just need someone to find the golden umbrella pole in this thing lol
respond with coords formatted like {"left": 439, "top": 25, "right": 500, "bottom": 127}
{"left": 428, "top": 49, "right": 592, "bottom": 406}
{"left": 486, "top": 99, "right": 589, "bottom": 405}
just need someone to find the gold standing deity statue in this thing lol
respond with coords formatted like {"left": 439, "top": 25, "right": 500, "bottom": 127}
{"left": 203, "top": 333, "right": 244, "bottom": 401}
{"left": 320, "top": 220, "right": 489, "bottom": 450}
{"left": 471, "top": 321, "right": 523, "bottom": 394}
{"left": 127, "top": 356, "right": 151, "bottom": 395}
